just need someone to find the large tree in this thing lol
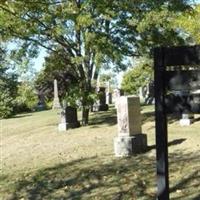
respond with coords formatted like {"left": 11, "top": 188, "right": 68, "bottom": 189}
{"left": 0, "top": 0, "right": 191, "bottom": 124}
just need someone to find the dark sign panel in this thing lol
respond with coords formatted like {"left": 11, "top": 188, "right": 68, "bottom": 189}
{"left": 164, "top": 70, "right": 200, "bottom": 113}
{"left": 165, "top": 93, "right": 200, "bottom": 114}
{"left": 165, "top": 70, "right": 200, "bottom": 91}
{"left": 164, "top": 45, "right": 200, "bottom": 66}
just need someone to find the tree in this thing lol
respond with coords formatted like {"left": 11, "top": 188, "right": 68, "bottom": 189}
{"left": 35, "top": 48, "right": 78, "bottom": 101}
{"left": 0, "top": 47, "right": 18, "bottom": 118}
{"left": 175, "top": 4, "right": 200, "bottom": 44}
{"left": 0, "top": 0, "right": 191, "bottom": 124}
{"left": 121, "top": 57, "right": 153, "bottom": 95}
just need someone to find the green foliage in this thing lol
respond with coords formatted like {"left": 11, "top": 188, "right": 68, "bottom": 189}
{"left": 174, "top": 4, "right": 200, "bottom": 44}
{"left": 65, "top": 85, "right": 97, "bottom": 108}
{"left": 0, "top": 47, "right": 18, "bottom": 118}
{"left": 0, "top": 88, "right": 15, "bottom": 118}
{"left": 121, "top": 58, "right": 153, "bottom": 95}
{"left": 35, "top": 48, "right": 78, "bottom": 101}
{"left": 15, "top": 82, "right": 38, "bottom": 112}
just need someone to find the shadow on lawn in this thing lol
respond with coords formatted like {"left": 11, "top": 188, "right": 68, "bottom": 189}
{"left": 89, "top": 107, "right": 117, "bottom": 127}
{"left": 89, "top": 105, "right": 186, "bottom": 128}
{"left": 6, "top": 151, "right": 199, "bottom": 200}
{"left": 147, "top": 138, "right": 186, "bottom": 152}
{"left": 11, "top": 113, "right": 33, "bottom": 119}
{"left": 141, "top": 110, "right": 189, "bottom": 125}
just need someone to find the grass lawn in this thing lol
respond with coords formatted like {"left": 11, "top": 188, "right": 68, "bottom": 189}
{"left": 0, "top": 105, "right": 199, "bottom": 200}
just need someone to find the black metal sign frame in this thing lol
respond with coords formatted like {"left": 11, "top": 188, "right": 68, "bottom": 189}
{"left": 154, "top": 45, "right": 200, "bottom": 200}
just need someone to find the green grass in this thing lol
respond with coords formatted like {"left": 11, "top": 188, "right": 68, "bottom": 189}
{"left": 0, "top": 106, "right": 199, "bottom": 200}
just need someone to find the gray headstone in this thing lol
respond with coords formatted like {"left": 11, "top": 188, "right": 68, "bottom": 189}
{"left": 58, "top": 106, "right": 80, "bottom": 131}
{"left": 92, "top": 87, "right": 109, "bottom": 112}
{"left": 114, "top": 96, "right": 147, "bottom": 156}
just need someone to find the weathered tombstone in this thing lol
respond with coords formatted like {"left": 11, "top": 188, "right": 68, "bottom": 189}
{"left": 113, "top": 88, "right": 124, "bottom": 108}
{"left": 58, "top": 109, "right": 67, "bottom": 131}
{"left": 58, "top": 102, "right": 80, "bottom": 131}
{"left": 139, "top": 82, "right": 154, "bottom": 105}
{"left": 52, "top": 79, "right": 61, "bottom": 109}
{"left": 106, "top": 81, "right": 112, "bottom": 104}
{"left": 97, "top": 87, "right": 109, "bottom": 111}
{"left": 114, "top": 96, "right": 147, "bottom": 156}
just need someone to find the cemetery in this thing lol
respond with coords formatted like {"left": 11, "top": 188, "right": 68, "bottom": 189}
{"left": 0, "top": 1, "right": 200, "bottom": 200}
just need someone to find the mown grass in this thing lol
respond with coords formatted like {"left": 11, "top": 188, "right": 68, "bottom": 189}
{"left": 0, "top": 105, "right": 199, "bottom": 200}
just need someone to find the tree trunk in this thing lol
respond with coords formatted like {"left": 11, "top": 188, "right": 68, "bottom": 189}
{"left": 82, "top": 105, "right": 89, "bottom": 126}
{"left": 81, "top": 79, "right": 92, "bottom": 126}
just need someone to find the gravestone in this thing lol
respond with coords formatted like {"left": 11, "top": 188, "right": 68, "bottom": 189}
{"left": 114, "top": 96, "right": 147, "bottom": 156}
{"left": 52, "top": 79, "right": 61, "bottom": 109}
{"left": 139, "top": 81, "right": 154, "bottom": 104}
{"left": 91, "top": 87, "right": 109, "bottom": 112}
{"left": 113, "top": 88, "right": 124, "bottom": 108}
{"left": 98, "top": 87, "right": 109, "bottom": 111}
{"left": 106, "top": 81, "right": 112, "bottom": 104}
{"left": 58, "top": 106, "right": 80, "bottom": 131}
{"left": 179, "top": 113, "right": 194, "bottom": 126}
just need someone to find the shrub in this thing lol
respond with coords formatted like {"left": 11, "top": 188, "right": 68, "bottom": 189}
{"left": 15, "top": 83, "right": 38, "bottom": 113}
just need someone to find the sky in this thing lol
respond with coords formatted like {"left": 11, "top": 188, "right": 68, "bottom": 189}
{"left": 32, "top": 47, "right": 46, "bottom": 72}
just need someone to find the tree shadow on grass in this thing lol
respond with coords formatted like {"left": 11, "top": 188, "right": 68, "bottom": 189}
{"left": 4, "top": 150, "right": 200, "bottom": 200}
{"left": 146, "top": 138, "right": 186, "bottom": 152}
{"left": 141, "top": 110, "right": 189, "bottom": 125}
{"left": 89, "top": 108, "right": 117, "bottom": 128}
{"left": 6, "top": 155, "right": 156, "bottom": 200}
{"left": 10, "top": 114, "right": 33, "bottom": 119}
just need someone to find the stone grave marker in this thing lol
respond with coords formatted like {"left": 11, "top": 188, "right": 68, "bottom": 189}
{"left": 113, "top": 88, "right": 124, "bottom": 108}
{"left": 106, "top": 81, "right": 112, "bottom": 104}
{"left": 52, "top": 79, "right": 61, "bottom": 109}
{"left": 98, "top": 87, "right": 109, "bottom": 111}
{"left": 92, "top": 87, "right": 109, "bottom": 112}
{"left": 179, "top": 113, "right": 194, "bottom": 126}
{"left": 114, "top": 96, "right": 147, "bottom": 156}
{"left": 58, "top": 104, "right": 80, "bottom": 131}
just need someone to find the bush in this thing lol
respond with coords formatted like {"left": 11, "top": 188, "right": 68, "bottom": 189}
{"left": 15, "top": 83, "right": 38, "bottom": 113}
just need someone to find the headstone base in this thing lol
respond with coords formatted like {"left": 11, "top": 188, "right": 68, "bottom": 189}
{"left": 52, "top": 98, "right": 61, "bottom": 109}
{"left": 58, "top": 121, "right": 80, "bottom": 132}
{"left": 179, "top": 119, "right": 192, "bottom": 126}
{"left": 179, "top": 113, "right": 194, "bottom": 126}
{"left": 114, "top": 134, "right": 147, "bottom": 157}
{"left": 58, "top": 123, "right": 67, "bottom": 131}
